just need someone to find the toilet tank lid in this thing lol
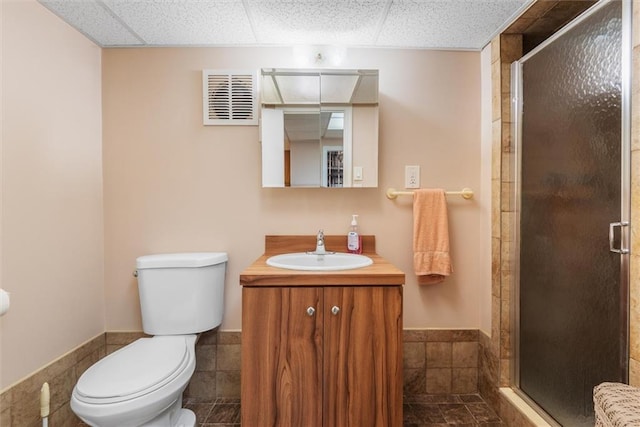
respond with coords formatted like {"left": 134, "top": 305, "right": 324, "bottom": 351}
{"left": 136, "top": 252, "right": 228, "bottom": 269}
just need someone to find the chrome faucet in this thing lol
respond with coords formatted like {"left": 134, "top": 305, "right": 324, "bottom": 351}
{"left": 315, "top": 229, "right": 326, "bottom": 255}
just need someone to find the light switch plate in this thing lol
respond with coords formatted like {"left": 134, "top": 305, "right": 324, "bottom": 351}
{"left": 405, "top": 165, "right": 420, "bottom": 189}
{"left": 353, "top": 166, "right": 363, "bottom": 181}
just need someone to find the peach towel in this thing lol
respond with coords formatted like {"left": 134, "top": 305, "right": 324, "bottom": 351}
{"left": 413, "top": 189, "right": 452, "bottom": 285}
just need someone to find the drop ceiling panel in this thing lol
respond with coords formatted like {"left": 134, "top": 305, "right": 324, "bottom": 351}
{"left": 244, "top": 0, "right": 390, "bottom": 46}
{"left": 102, "top": 0, "right": 256, "bottom": 45}
{"left": 38, "top": 0, "right": 535, "bottom": 50}
{"left": 40, "top": 0, "right": 143, "bottom": 46}
{"left": 377, "top": 0, "right": 530, "bottom": 50}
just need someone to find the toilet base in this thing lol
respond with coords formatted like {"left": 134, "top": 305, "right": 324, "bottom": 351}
{"left": 173, "top": 409, "right": 196, "bottom": 427}
{"left": 138, "top": 397, "right": 195, "bottom": 427}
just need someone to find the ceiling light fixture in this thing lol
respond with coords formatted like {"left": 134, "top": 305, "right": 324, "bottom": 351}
{"left": 293, "top": 45, "right": 347, "bottom": 68}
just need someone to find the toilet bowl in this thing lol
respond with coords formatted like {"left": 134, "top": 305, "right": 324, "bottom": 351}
{"left": 71, "top": 335, "right": 197, "bottom": 427}
{"left": 71, "top": 252, "right": 227, "bottom": 427}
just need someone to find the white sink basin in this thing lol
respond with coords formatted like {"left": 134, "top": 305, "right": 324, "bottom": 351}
{"left": 266, "top": 252, "right": 373, "bottom": 271}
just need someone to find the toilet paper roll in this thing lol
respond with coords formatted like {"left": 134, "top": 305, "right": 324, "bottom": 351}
{"left": 0, "top": 289, "right": 10, "bottom": 316}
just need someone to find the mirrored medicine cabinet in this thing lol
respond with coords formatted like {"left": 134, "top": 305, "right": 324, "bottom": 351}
{"left": 260, "top": 68, "right": 379, "bottom": 188}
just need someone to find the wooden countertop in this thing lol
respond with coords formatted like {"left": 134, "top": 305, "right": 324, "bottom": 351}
{"left": 240, "top": 235, "right": 405, "bottom": 287}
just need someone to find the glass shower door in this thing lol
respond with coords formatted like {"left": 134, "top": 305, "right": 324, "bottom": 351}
{"left": 513, "top": 1, "right": 630, "bottom": 425}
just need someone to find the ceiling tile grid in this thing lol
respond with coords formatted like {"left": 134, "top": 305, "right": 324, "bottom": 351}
{"left": 38, "top": 0, "right": 533, "bottom": 50}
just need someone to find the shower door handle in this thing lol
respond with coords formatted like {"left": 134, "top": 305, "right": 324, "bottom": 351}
{"left": 609, "top": 222, "right": 629, "bottom": 254}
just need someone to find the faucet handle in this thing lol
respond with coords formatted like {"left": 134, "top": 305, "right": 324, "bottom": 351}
{"left": 308, "top": 229, "right": 333, "bottom": 255}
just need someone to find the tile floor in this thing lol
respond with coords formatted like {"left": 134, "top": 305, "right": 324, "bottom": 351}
{"left": 183, "top": 394, "right": 503, "bottom": 426}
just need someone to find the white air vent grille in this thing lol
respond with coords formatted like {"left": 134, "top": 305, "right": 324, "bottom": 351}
{"left": 203, "top": 70, "right": 258, "bottom": 126}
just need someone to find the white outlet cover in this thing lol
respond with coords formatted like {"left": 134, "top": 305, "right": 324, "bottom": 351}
{"left": 405, "top": 165, "right": 420, "bottom": 189}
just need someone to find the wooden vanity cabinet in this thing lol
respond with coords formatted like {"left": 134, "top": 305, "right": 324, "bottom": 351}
{"left": 241, "top": 285, "right": 403, "bottom": 427}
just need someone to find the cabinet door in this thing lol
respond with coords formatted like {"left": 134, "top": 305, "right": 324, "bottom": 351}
{"left": 323, "top": 286, "right": 403, "bottom": 427}
{"left": 241, "top": 287, "right": 323, "bottom": 427}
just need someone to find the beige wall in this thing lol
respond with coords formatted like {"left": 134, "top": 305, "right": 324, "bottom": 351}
{"left": 102, "top": 47, "right": 487, "bottom": 331}
{"left": 352, "top": 105, "right": 378, "bottom": 187}
{"left": 1, "top": 0, "right": 490, "bottom": 391}
{"left": 1, "top": 0, "right": 105, "bottom": 389}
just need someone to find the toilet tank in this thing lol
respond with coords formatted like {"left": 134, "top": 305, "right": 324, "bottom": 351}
{"left": 135, "top": 252, "right": 227, "bottom": 335}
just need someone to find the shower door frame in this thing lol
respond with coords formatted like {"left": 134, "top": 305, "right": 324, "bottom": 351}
{"left": 510, "top": 0, "right": 632, "bottom": 424}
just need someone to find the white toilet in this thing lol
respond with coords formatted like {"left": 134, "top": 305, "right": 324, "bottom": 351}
{"left": 71, "top": 252, "right": 227, "bottom": 427}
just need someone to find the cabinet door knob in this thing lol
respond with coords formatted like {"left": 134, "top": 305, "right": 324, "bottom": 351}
{"left": 331, "top": 306, "right": 340, "bottom": 315}
{"left": 306, "top": 306, "right": 316, "bottom": 316}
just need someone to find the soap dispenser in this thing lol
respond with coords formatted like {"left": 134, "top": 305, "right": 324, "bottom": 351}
{"left": 347, "top": 214, "right": 362, "bottom": 254}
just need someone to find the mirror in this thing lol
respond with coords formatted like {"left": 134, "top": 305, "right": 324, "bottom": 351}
{"left": 261, "top": 68, "right": 378, "bottom": 188}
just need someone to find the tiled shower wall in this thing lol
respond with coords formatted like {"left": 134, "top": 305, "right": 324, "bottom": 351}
{"left": 628, "top": 0, "right": 640, "bottom": 388}
{"left": 480, "top": 30, "right": 532, "bottom": 426}
{"left": 482, "top": 1, "right": 640, "bottom": 425}
{"left": 0, "top": 329, "right": 480, "bottom": 426}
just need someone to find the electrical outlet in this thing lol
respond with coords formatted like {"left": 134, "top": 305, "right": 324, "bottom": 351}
{"left": 405, "top": 165, "right": 420, "bottom": 189}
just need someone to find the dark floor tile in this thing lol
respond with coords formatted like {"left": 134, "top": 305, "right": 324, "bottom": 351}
{"left": 404, "top": 394, "right": 462, "bottom": 404}
{"left": 458, "top": 393, "right": 485, "bottom": 403}
{"left": 440, "top": 403, "right": 476, "bottom": 424}
{"left": 187, "top": 393, "right": 503, "bottom": 426}
{"left": 184, "top": 402, "right": 214, "bottom": 423}
{"left": 466, "top": 402, "right": 502, "bottom": 423}
{"left": 404, "top": 404, "right": 421, "bottom": 424}
{"left": 404, "top": 403, "right": 447, "bottom": 424}
{"left": 404, "top": 424, "right": 450, "bottom": 427}
{"left": 205, "top": 402, "right": 240, "bottom": 424}
{"left": 215, "top": 397, "right": 241, "bottom": 404}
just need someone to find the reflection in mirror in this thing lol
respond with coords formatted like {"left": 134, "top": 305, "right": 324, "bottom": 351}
{"left": 261, "top": 69, "right": 378, "bottom": 188}
{"left": 283, "top": 108, "right": 351, "bottom": 187}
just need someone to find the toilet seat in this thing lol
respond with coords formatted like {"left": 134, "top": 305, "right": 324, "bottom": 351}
{"left": 75, "top": 336, "right": 190, "bottom": 405}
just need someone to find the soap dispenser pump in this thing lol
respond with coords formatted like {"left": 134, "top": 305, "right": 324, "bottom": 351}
{"left": 347, "top": 214, "right": 362, "bottom": 254}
